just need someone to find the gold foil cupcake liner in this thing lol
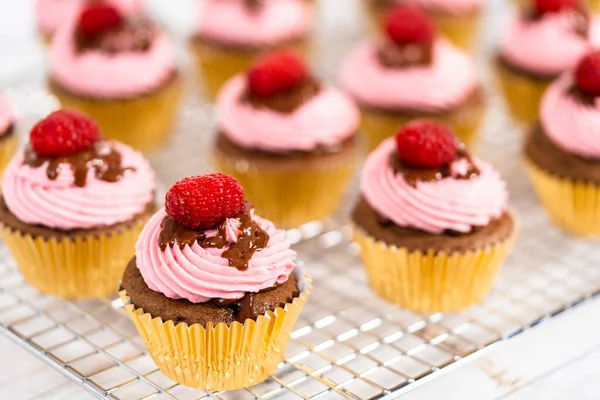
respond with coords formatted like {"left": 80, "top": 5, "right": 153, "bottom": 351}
{"left": 525, "top": 159, "right": 600, "bottom": 236}
{"left": 0, "top": 133, "right": 18, "bottom": 184}
{"left": 213, "top": 151, "right": 356, "bottom": 229}
{"left": 50, "top": 75, "right": 183, "bottom": 153}
{"left": 495, "top": 61, "right": 550, "bottom": 127}
{"left": 190, "top": 39, "right": 310, "bottom": 100}
{"left": 352, "top": 224, "right": 516, "bottom": 313}
{"left": 119, "top": 267, "right": 312, "bottom": 391}
{"left": 0, "top": 216, "right": 148, "bottom": 298}
{"left": 359, "top": 105, "right": 484, "bottom": 152}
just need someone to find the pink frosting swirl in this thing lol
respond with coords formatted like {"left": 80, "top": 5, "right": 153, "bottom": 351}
{"left": 0, "top": 95, "right": 15, "bottom": 136}
{"left": 197, "top": 0, "right": 310, "bottom": 47}
{"left": 36, "top": 0, "right": 142, "bottom": 37}
{"left": 136, "top": 208, "right": 297, "bottom": 303}
{"left": 2, "top": 141, "right": 155, "bottom": 230}
{"left": 541, "top": 74, "right": 600, "bottom": 158}
{"left": 341, "top": 40, "right": 477, "bottom": 111}
{"left": 500, "top": 12, "right": 600, "bottom": 77}
{"left": 49, "top": 22, "right": 175, "bottom": 98}
{"left": 217, "top": 75, "right": 359, "bottom": 152}
{"left": 361, "top": 139, "right": 508, "bottom": 234}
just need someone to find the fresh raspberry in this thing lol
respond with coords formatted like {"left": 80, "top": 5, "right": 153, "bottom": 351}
{"left": 30, "top": 109, "right": 100, "bottom": 157}
{"left": 395, "top": 120, "right": 457, "bottom": 169}
{"left": 78, "top": 3, "right": 123, "bottom": 38}
{"left": 247, "top": 50, "right": 308, "bottom": 97}
{"left": 575, "top": 51, "right": 600, "bottom": 97}
{"left": 384, "top": 5, "right": 435, "bottom": 46}
{"left": 534, "top": 0, "right": 580, "bottom": 13}
{"left": 165, "top": 173, "right": 246, "bottom": 230}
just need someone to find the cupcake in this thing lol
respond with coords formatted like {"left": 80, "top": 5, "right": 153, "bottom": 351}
{"left": 342, "top": 5, "right": 484, "bottom": 152}
{"left": 363, "top": 0, "right": 484, "bottom": 50}
{"left": 36, "top": 0, "right": 142, "bottom": 43}
{"left": 496, "top": 0, "right": 597, "bottom": 126}
{"left": 0, "top": 96, "right": 19, "bottom": 181}
{"left": 48, "top": 3, "right": 182, "bottom": 152}
{"left": 190, "top": 0, "right": 312, "bottom": 99}
{"left": 525, "top": 51, "right": 600, "bottom": 236}
{"left": 0, "top": 110, "right": 155, "bottom": 298}
{"left": 120, "top": 172, "right": 311, "bottom": 390}
{"left": 213, "top": 50, "right": 360, "bottom": 228}
{"left": 352, "top": 120, "right": 516, "bottom": 312}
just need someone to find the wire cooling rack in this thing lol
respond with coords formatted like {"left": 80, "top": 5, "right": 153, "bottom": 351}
{"left": 2, "top": 0, "right": 600, "bottom": 399}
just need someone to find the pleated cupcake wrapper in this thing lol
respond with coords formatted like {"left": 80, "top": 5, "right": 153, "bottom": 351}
{"left": 119, "top": 266, "right": 312, "bottom": 391}
{"left": 359, "top": 105, "right": 484, "bottom": 152}
{"left": 352, "top": 224, "right": 516, "bottom": 313}
{"left": 0, "top": 217, "right": 148, "bottom": 298}
{"left": 363, "top": 0, "right": 480, "bottom": 51}
{"left": 191, "top": 39, "right": 310, "bottom": 100}
{"left": 525, "top": 159, "right": 600, "bottom": 236}
{"left": 0, "top": 134, "right": 18, "bottom": 186}
{"left": 213, "top": 151, "right": 356, "bottom": 229}
{"left": 50, "top": 75, "right": 183, "bottom": 153}
{"left": 589, "top": 0, "right": 600, "bottom": 12}
{"left": 495, "top": 61, "right": 550, "bottom": 127}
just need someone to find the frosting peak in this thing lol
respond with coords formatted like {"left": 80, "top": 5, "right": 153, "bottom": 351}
{"left": 541, "top": 74, "right": 600, "bottom": 158}
{"left": 136, "top": 208, "right": 296, "bottom": 303}
{"left": 361, "top": 139, "right": 507, "bottom": 234}
{"left": 341, "top": 40, "right": 477, "bottom": 111}
{"left": 217, "top": 75, "right": 359, "bottom": 152}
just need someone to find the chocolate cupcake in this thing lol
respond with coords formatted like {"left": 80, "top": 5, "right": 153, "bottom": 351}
{"left": 525, "top": 51, "right": 600, "bottom": 236}
{"left": 342, "top": 5, "right": 484, "bottom": 151}
{"left": 0, "top": 110, "right": 155, "bottom": 298}
{"left": 213, "top": 50, "right": 360, "bottom": 228}
{"left": 120, "top": 173, "right": 311, "bottom": 390}
{"left": 496, "top": 0, "right": 597, "bottom": 125}
{"left": 190, "top": 0, "right": 313, "bottom": 99}
{"left": 352, "top": 120, "right": 516, "bottom": 312}
{"left": 48, "top": 3, "right": 182, "bottom": 152}
{"left": 0, "top": 95, "right": 18, "bottom": 183}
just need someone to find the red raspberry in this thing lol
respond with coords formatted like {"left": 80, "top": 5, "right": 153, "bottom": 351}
{"left": 30, "top": 109, "right": 100, "bottom": 157}
{"left": 575, "top": 51, "right": 600, "bottom": 97}
{"left": 395, "top": 120, "right": 457, "bottom": 169}
{"left": 534, "top": 0, "right": 580, "bottom": 13}
{"left": 78, "top": 3, "right": 123, "bottom": 38}
{"left": 384, "top": 5, "right": 435, "bottom": 46}
{"left": 165, "top": 173, "right": 246, "bottom": 230}
{"left": 247, "top": 50, "right": 308, "bottom": 97}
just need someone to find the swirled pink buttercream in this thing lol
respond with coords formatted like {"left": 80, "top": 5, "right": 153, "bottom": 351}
{"left": 406, "top": 0, "right": 482, "bottom": 14}
{"left": 500, "top": 12, "right": 600, "bottom": 77}
{"left": 49, "top": 22, "right": 175, "bottom": 98}
{"left": 361, "top": 139, "right": 508, "bottom": 234}
{"left": 2, "top": 141, "right": 155, "bottom": 230}
{"left": 217, "top": 75, "right": 359, "bottom": 152}
{"left": 541, "top": 74, "right": 600, "bottom": 158}
{"left": 0, "top": 96, "right": 15, "bottom": 136}
{"left": 36, "top": 0, "right": 142, "bottom": 37}
{"left": 197, "top": 0, "right": 310, "bottom": 47}
{"left": 136, "top": 208, "right": 296, "bottom": 303}
{"left": 341, "top": 40, "right": 477, "bottom": 111}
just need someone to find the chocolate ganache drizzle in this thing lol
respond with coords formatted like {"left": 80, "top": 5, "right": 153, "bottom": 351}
{"left": 390, "top": 146, "right": 480, "bottom": 187}
{"left": 377, "top": 41, "right": 433, "bottom": 69}
{"left": 242, "top": 76, "right": 321, "bottom": 113}
{"left": 76, "top": 17, "right": 156, "bottom": 54}
{"left": 158, "top": 203, "right": 270, "bottom": 271}
{"left": 23, "top": 141, "right": 134, "bottom": 187}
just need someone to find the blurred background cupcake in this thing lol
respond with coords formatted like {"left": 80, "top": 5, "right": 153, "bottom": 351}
{"left": 190, "top": 0, "right": 313, "bottom": 100}
{"left": 342, "top": 5, "right": 484, "bottom": 151}
{"left": 496, "top": 0, "right": 598, "bottom": 126}
{"left": 362, "top": 0, "right": 484, "bottom": 50}
{"left": 0, "top": 95, "right": 18, "bottom": 181}
{"left": 213, "top": 50, "right": 360, "bottom": 228}
{"left": 35, "top": 0, "right": 142, "bottom": 43}
{"left": 352, "top": 120, "right": 516, "bottom": 312}
{"left": 0, "top": 110, "right": 155, "bottom": 298}
{"left": 48, "top": 2, "right": 182, "bottom": 152}
{"left": 525, "top": 51, "right": 600, "bottom": 236}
